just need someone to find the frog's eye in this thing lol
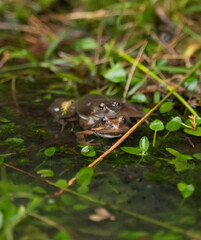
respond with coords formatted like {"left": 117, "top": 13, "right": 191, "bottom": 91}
{"left": 99, "top": 103, "right": 105, "bottom": 110}
{"left": 122, "top": 117, "right": 127, "bottom": 124}
{"left": 112, "top": 101, "right": 120, "bottom": 108}
{"left": 116, "top": 102, "right": 121, "bottom": 108}
{"left": 101, "top": 117, "right": 107, "bottom": 125}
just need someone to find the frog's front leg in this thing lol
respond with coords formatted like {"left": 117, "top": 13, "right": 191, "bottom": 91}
{"left": 76, "top": 130, "right": 96, "bottom": 145}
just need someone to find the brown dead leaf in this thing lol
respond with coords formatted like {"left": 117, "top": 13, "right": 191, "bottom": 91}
{"left": 0, "top": 51, "right": 10, "bottom": 68}
{"left": 89, "top": 208, "right": 115, "bottom": 222}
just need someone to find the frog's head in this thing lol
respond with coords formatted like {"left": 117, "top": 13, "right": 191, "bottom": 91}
{"left": 92, "top": 115, "right": 129, "bottom": 138}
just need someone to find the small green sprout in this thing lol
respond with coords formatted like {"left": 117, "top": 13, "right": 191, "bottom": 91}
{"left": 149, "top": 119, "right": 164, "bottom": 147}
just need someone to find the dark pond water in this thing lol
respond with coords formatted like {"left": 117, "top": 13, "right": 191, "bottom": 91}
{"left": 1, "top": 80, "right": 201, "bottom": 240}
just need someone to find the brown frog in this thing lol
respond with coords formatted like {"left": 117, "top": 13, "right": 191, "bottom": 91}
{"left": 48, "top": 94, "right": 144, "bottom": 144}
{"left": 48, "top": 94, "right": 144, "bottom": 130}
{"left": 76, "top": 116, "right": 129, "bottom": 145}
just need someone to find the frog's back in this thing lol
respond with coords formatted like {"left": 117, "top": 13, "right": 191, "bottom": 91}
{"left": 48, "top": 98, "right": 76, "bottom": 121}
{"left": 76, "top": 94, "right": 108, "bottom": 117}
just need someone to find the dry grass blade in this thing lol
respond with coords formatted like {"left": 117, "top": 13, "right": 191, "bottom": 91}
{"left": 42, "top": 9, "right": 137, "bottom": 22}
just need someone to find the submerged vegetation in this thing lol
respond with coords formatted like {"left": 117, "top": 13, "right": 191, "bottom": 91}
{"left": 0, "top": 0, "right": 201, "bottom": 239}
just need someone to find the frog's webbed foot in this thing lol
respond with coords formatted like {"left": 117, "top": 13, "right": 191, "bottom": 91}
{"left": 59, "top": 115, "right": 79, "bottom": 133}
{"left": 76, "top": 130, "right": 99, "bottom": 145}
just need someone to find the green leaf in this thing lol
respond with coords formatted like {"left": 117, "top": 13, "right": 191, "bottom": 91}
{"left": 77, "top": 185, "right": 89, "bottom": 194}
{"left": 57, "top": 72, "right": 81, "bottom": 82}
{"left": 171, "top": 158, "right": 188, "bottom": 172}
{"left": 32, "top": 186, "right": 47, "bottom": 194}
{"left": 153, "top": 91, "right": 160, "bottom": 104}
{"left": 36, "top": 169, "right": 54, "bottom": 177}
{"left": 103, "top": 63, "right": 126, "bottom": 83}
{"left": 0, "top": 117, "right": 11, "bottom": 123}
{"left": 177, "top": 183, "right": 195, "bottom": 198}
{"left": 193, "top": 153, "right": 201, "bottom": 160}
{"left": 45, "top": 30, "right": 68, "bottom": 60}
{"left": 149, "top": 119, "right": 164, "bottom": 131}
{"left": 61, "top": 195, "right": 76, "bottom": 206}
{"left": 139, "top": 136, "right": 149, "bottom": 153}
{"left": 73, "top": 204, "right": 88, "bottom": 210}
{"left": 44, "top": 147, "right": 56, "bottom": 157}
{"left": 5, "top": 137, "right": 24, "bottom": 144}
{"left": 165, "top": 117, "right": 182, "bottom": 132}
{"left": 131, "top": 93, "right": 147, "bottom": 103}
{"left": 75, "top": 38, "right": 98, "bottom": 51}
{"left": 166, "top": 148, "right": 192, "bottom": 159}
{"left": 80, "top": 145, "right": 96, "bottom": 157}
{"left": 184, "top": 76, "right": 197, "bottom": 92}
{"left": 159, "top": 102, "right": 175, "bottom": 113}
{"left": 76, "top": 167, "right": 94, "bottom": 186}
{"left": 184, "top": 127, "right": 201, "bottom": 136}
{"left": 55, "top": 179, "right": 68, "bottom": 188}
{"left": 0, "top": 157, "right": 4, "bottom": 165}
{"left": 121, "top": 147, "right": 142, "bottom": 156}
{"left": 153, "top": 230, "right": 182, "bottom": 240}
{"left": 54, "top": 232, "right": 69, "bottom": 240}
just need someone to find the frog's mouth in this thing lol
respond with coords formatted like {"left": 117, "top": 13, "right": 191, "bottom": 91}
{"left": 96, "top": 132, "right": 123, "bottom": 138}
{"left": 92, "top": 127, "right": 128, "bottom": 138}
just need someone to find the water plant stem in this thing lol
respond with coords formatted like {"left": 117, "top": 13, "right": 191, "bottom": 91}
{"left": 153, "top": 130, "right": 157, "bottom": 147}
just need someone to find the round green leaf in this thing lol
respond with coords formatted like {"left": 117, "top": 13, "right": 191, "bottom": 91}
{"left": 149, "top": 119, "right": 164, "bottom": 131}
{"left": 184, "top": 127, "right": 201, "bottom": 136}
{"left": 44, "top": 147, "right": 56, "bottom": 157}
{"left": 159, "top": 102, "right": 174, "bottom": 113}
{"left": 139, "top": 136, "right": 149, "bottom": 153}
{"left": 55, "top": 179, "right": 68, "bottom": 188}
{"left": 165, "top": 117, "right": 182, "bottom": 132}
{"left": 75, "top": 38, "right": 98, "bottom": 51}
{"left": 5, "top": 137, "right": 24, "bottom": 144}
{"left": 77, "top": 185, "right": 89, "bottom": 194}
{"left": 37, "top": 169, "right": 54, "bottom": 177}
{"left": 184, "top": 76, "right": 197, "bottom": 92}
{"left": 76, "top": 167, "right": 94, "bottom": 186}
{"left": 177, "top": 182, "right": 187, "bottom": 192}
{"left": 177, "top": 182, "right": 195, "bottom": 198}
{"left": 131, "top": 93, "right": 147, "bottom": 103}
{"left": 103, "top": 63, "right": 126, "bottom": 83}
{"left": 81, "top": 145, "right": 96, "bottom": 157}
{"left": 32, "top": 186, "right": 47, "bottom": 194}
{"left": 120, "top": 147, "right": 142, "bottom": 156}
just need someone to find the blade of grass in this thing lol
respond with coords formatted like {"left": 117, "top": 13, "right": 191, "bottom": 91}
{"left": 44, "top": 30, "right": 69, "bottom": 61}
